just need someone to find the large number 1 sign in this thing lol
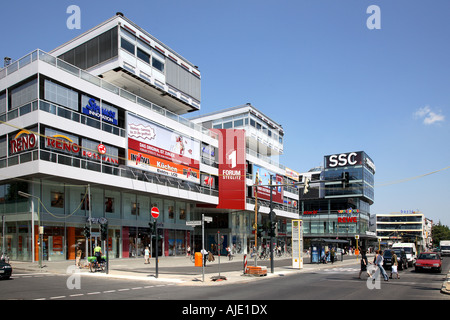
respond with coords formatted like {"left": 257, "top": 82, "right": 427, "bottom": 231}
{"left": 212, "top": 129, "right": 246, "bottom": 210}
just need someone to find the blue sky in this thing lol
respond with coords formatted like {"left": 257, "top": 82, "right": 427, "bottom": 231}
{"left": 2, "top": 0, "right": 449, "bottom": 226}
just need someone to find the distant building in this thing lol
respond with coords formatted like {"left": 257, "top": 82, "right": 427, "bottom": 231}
{"left": 375, "top": 211, "right": 429, "bottom": 250}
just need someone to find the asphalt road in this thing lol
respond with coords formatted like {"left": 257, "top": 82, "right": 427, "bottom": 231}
{"left": 2, "top": 258, "right": 449, "bottom": 302}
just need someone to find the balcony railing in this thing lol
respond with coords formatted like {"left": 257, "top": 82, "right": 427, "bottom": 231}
{"left": 0, "top": 49, "right": 218, "bottom": 141}
{"left": 0, "top": 148, "right": 218, "bottom": 198}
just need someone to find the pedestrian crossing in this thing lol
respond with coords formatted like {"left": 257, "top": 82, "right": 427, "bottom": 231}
{"left": 318, "top": 267, "right": 360, "bottom": 274}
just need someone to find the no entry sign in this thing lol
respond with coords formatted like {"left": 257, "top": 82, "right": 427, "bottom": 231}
{"left": 151, "top": 207, "right": 160, "bottom": 219}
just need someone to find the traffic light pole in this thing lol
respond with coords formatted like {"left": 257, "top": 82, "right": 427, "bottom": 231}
{"left": 269, "top": 175, "right": 274, "bottom": 274}
{"left": 155, "top": 219, "right": 159, "bottom": 279}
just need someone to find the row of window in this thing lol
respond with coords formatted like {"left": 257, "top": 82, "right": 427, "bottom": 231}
{"left": 120, "top": 27, "right": 165, "bottom": 73}
{"left": 212, "top": 113, "right": 283, "bottom": 144}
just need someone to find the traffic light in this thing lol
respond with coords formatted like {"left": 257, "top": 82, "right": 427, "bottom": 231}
{"left": 304, "top": 178, "right": 310, "bottom": 194}
{"left": 257, "top": 224, "right": 264, "bottom": 238}
{"left": 269, "top": 221, "right": 278, "bottom": 237}
{"left": 83, "top": 226, "right": 90, "bottom": 238}
{"left": 342, "top": 172, "right": 349, "bottom": 188}
{"left": 100, "top": 223, "right": 108, "bottom": 241}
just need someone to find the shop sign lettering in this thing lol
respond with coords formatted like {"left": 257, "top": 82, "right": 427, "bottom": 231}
{"left": 46, "top": 135, "right": 80, "bottom": 154}
{"left": 10, "top": 131, "right": 38, "bottom": 154}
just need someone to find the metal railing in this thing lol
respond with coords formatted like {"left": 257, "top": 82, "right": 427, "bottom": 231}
{"left": 0, "top": 49, "right": 218, "bottom": 141}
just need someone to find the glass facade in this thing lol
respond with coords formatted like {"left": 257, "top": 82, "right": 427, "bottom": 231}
{"left": 300, "top": 151, "right": 376, "bottom": 248}
{"left": 0, "top": 179, "right": 195, "bottom": 261}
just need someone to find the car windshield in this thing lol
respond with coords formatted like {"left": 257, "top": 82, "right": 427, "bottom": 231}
{"left": 418, "top": 253, "right": 438, "bottom": 260}
{"left": 393, "top": 250, "right": 402, "bottom": 255}
{"left": 402, "top": 247, "right": 412, "bottom": 253}
{"left": 383, "top": 251, "right": 392, "bottom": 257}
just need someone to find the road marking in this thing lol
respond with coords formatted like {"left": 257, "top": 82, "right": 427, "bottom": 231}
{"left": 50, "top": 296, "right": 66, "bottom": 299}
{"left": 131, "top": 287, "right": 143, "bottom": 290}
{"left": 103, "top": 290, "right": 116, "bottom": 293}
{"left": 87, "top": 292, "right": 101, "bottom": 295}
{"left": 70, "top": 294, "right": 84, "bottom": 297}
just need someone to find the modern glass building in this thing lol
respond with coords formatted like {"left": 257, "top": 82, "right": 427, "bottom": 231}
{"left": 299, "top": 151, "right": 377, "bottom": 250}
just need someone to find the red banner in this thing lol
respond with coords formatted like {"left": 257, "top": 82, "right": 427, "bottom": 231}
{"left": 212, "top": 129, "right": 246, "bottom": 210}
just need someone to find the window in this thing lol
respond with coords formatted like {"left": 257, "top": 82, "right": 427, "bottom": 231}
{"left": 152, "top": 57, "right": 164, "bottom": 72}
{"left": 137, "top": 48, "right": 150, "bottom": 64}
{"left": 223, "top": 121, "right": 232, "bottom": 129}
{"left": 44, "top": 80, "right": 78, "bottom": 111}
{"left": 51, "top": 191, "right": 64, "bottom": 208}
{"left": 121, "top": 38, "right": 135, "bottom": 55}
{"left": 234, "top": 119, "right": 244, "bottom": 127}
{"left": 10, "top": 79, "right": 38, "bottom": 110}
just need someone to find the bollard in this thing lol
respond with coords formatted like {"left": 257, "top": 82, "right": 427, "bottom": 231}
{"left": 243, "top": 254, "right": 247, "bottom": 274}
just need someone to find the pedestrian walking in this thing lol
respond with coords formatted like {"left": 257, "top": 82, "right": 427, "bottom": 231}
{"left": 144, "top": 246, "right": 150, "bottom": 264}
{"left": 330, "top": 248, "right": 335, "bottom": 264}
{"left": 358, "top": 249, "right": 372, "bottom": 279}
{"left": 75, "top": 243, "right": 82, "bottom": 268}
{"left": 373, "top": 250, "right": 389, "bottom": 281}
{"left": 390, "top": 250, "right": 400, "bottom": 279}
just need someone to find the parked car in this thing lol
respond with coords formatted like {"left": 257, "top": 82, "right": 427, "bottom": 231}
{"left": 392, "top": 243, "right": 417, "bottom": 267}
{"left": 393, "top": 248, "right": 408, "bottom": 270}
{"left": 0, "top": 260, "right": 12, "bottom": 280}
{"left": 383, "top": 249, "right": 408, "bottom": 271}
{"left": 415, "top": 252, "right": 442, "bottom": 273}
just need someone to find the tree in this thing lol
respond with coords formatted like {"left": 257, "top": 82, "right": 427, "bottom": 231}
{"left": 432, "top": 224, "right": 450, "bottom": 247}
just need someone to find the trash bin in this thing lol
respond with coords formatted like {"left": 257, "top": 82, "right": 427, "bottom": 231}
{"left": 195, "top": 252, "right": 203, "bottom": 267}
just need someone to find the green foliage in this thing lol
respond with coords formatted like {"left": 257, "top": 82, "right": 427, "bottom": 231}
{"left": 432, "top": 224, "right": 450, "bottom": 246}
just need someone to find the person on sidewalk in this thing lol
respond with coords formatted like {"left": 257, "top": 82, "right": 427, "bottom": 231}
{"left": 75, "top": 243, "right": 82, "bottom": 268}
{"left": 144, "top": 246, "right": 150, "bottom": 264}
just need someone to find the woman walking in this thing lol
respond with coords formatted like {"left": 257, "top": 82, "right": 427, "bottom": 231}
{"left": 358, "top": 249, "right": 372, "bottom": 279}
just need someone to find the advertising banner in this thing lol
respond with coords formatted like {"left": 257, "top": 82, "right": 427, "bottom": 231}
{"left": 127, "top": 113, "right": 200, "bottom": 183}
{"left": 212, "top": 129, "right": 246, "bottom": 210}
{"left": 253, "top": 164, "right": 283, "bottom": 204}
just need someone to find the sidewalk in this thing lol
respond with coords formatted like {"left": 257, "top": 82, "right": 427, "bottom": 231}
{"left": 9, "top": 254, "right": 362, "bottom": 286}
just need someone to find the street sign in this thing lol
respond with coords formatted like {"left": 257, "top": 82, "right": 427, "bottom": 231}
{"left": 186, "top": 221, "right": 202, "bottom": 226}
{"left": 203, "top": 216, "right": 213, "bottom": 223}
{"left": 151, "top": 207, "right": 160, "bottom": 219}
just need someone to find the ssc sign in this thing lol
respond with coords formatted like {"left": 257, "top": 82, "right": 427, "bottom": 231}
{"left": 151, "top": 207, "right": 160, "bottom": 219}
{"left": 325, "top": 152, "right": 362, "bottom": 168}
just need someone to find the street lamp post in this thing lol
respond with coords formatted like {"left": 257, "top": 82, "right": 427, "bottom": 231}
{"left": 18, "top": 191, "right": 43, "bottom": 268}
